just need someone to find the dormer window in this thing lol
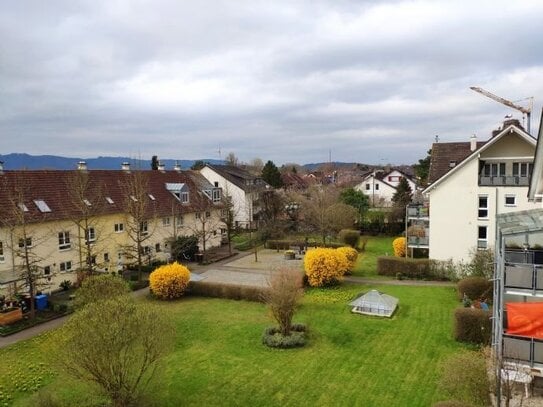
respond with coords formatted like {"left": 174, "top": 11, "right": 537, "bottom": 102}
{"left": 106, "top": 197, "right": 114, "bottom": 204}
{"left": 181, "top": 192, "right": 189, "bottom": 203}
{"left": 166, "top": 183, "right": 188, "bottom": 203}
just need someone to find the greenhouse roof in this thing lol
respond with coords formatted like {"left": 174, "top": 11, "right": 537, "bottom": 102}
{"left": 349, "top": 290, "right": 398, "bottom": 317}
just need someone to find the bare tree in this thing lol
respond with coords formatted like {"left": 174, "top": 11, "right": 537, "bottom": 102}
{"left": 262, "top": 268, "right": 304, "bottom": 336}
{"left": 0, "top": 175, "right": 52, "bottom": 318}
{"left": 121, "top": 170, "right": 156, "bottom": 280}
{"left": 300, "top": 185, "right": 340, "bottom": 244}
{"left": 225, "top": 152, "right": 239, "bottom": 167}
{"left": 221, "top": 184, "right": 238, "bottom": 255}
{"left": 247, "top": 157, "right": 264, "bottom": 176}
{"left": 186, "top": 192, "right": 222, "bottom": 259}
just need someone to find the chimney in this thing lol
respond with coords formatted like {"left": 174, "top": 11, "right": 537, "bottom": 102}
{"left": 158, "top": 162, "right": 165, "bottom": 172}
{"left": 174, "top": 161, "right": 182, "bottom": 172}
{"left": 470, "top": 134, "right": 477, "bottom": 152}
{"left": 0, "top": 161, "right": 4, "bottom": 175}
{"left": 77, "top": 161, "right": 88, "bottom": 171}
{"left": 121, "top": 162, "right": 131, "bottom": 172}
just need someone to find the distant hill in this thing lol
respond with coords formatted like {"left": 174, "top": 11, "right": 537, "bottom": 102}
{"left": 0, "top": 153, "right": 224, "bottom": 170}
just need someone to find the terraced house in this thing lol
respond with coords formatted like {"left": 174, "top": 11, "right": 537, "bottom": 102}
{"left": 0, "top": 162, "right": 224, "bottom": 297}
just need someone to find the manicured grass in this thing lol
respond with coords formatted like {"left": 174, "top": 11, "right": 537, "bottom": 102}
{"left": 6, "top": 284, "right": 472, "bottom": 407}
{"left": 352, "top": 235, "right": 396, "bottom": 277}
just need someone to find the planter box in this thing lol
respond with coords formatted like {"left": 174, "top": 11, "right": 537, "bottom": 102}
{"left": 0, "top": 308, "right": 23, "bottom": 326}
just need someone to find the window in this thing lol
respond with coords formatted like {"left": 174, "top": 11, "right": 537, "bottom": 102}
{"left": 478, "top": 196, "right": 488, "bottom": 219}
{"left": 117, "top": 251, "right": 123, "bottom": 260}
{"left": 114, "top": 223, "right": 124, "bottom": 233}
{"left": 505, "top": 195, "right": 516, "bottom": 207}
{"left": 176, "top": 215, "right": 184, "bottom": 227}
{"left": 181, "top": 192, "right": 189, "bottom": 203}
{"left": 388, "top": 176, "right": 400, "bottom": 182}
{"left": 195, "top": 212, "right": 201, "bottom": 219}
{"left": 483, "top": 163, "right": 506, "bottom": 177}
{"left": 130, "top": 195, "right": 138, "bottom": 202}
{"left": 58, "top": 231, "right": 71, "bottom": 250}
{"left": 214, "top": 181, "right": 219, "bottom": 187}
{"left": 148, "top": 194, "right": 156, "bottom": 201}
{"left": 365, "top": 184, "right": 370, "bottom": 191}
{"left": 86, "top": 227, "right": 96, "bottom": 243}
{"left": 212, "top": 189, "right": 221, "bottom": 202}
{"left": 142, "top": 246, "right": 152, "bottom": 255}
{"left": 162, "top": 217, "right": 171, "bottom": 227}
{"left": 513, "top": 162, "right": 533, "bottom": 178}
{"left": 104, "top": 253, "right": 110, "bottom": 262}
{"left": 155, "top": 243, "right": 161, "bottom": 252}
{"left": 83, "top": 199, "right": 92, "bottom": 206}
{"left": 0, "top": 242, "right": 4, "bottom": 262}
{"left": 18, "top": 203, "right": 29, "bottom": 212}
{"left": 18, "top": 237, "right": 32, "bottom": 248}
{"left": 477, "top": 226, "right": 488, "bottom": 249}
{"left": 106, "top": 197, "right": 114, "bottom": 204}
{"left": 375, "top": 183, "right": 379, "bottom": 191}
{"left": 44, "top": 265, "right": 51, "bottom": 275}
{"left": 34, "top": 199, "right": 52, "bottom": 212}
{"left": 59, "top": 261, "right": 72, "bottom": 272}
{"left": 205, "top": 211, "right": 211, "bottom": 218}
{"left": 86, "top": 255, "right": 97, "bottom": 265}
{"left": 140, "top": 221, "right": 148, "bottom": 235}
{"left": 449, "top": 160, "right": 457, "bottom": 168}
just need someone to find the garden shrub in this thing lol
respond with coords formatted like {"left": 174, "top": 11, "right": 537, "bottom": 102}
{"left": 377, "top": 256, "right": 433, "bottom": 279}
{"left": 170, "top": 235, "right": 199, "bottom": 262}
{"left": 433, "top": 400, "right": 474, "bottom": 407}
{"left": 338, "top": 229, "right": 360, "bottom": 248}
{"left": 149, "top": 262, "right": 190, "bottom": 300}
{"left": 75, "top": 274, "right": 131, "bottom": 308}
{"left": 457, "top": 277, "right": 493, "bottom": 301}
{"left": 438, "top": 350, "right": 490, "bottom": 406}
{"left": 304, "top": 248, "right": 349, "bottom": 287}
{"left": 337, "top": 246, "right": 358, "bottom": 273}
{"left": 453, "top": 308, "right": 491, "bottom": 345}
{"left": 392, "top": 237, "right": 406, "bottom": 257}
{"left": 262, "top": 324, "right": 306, "bottom": 348}
{"left": 189, "top": 281, "right": 267, "bottom": 302}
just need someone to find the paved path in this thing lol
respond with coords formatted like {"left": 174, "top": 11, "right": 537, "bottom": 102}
{"left": 0, "top": 250, "right": 454, "bottom": 348}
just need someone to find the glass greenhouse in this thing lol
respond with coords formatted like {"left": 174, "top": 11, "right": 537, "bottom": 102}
{"left": 349, "top": 290, "right": 398, "bottom": 318}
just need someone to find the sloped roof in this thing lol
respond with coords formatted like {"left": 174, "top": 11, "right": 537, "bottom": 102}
{"left": 349, "top": 289, "right": 398, "bottom": 313}
{"left": 281, "top": 172, "right": 308, "bottom": 190}
{"left": 0, "top": 169, "right": 220, "bottom": 225}
{"left": 427, "top": 141, "right": 486, "bottom": 185}
{"left": 497, "top": 208, "right": 543, "bottom": 236}
{"left": 204, "top": 164, "right": 268, "bottom": 192}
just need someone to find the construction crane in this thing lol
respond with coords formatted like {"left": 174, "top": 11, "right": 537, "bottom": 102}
{"left": 470, "top": 86, "right": 533, "bottom": 134}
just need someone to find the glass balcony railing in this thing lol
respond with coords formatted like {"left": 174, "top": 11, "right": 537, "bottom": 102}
{"left": 479, "top": 176, "right": 529, "bottom": 186}
{"left": 504, "top": 264, "right": 543, "bottom": 291}
{"left": 407, "top": 236, "right": 429, "bottom": 247}
{"left": 406, "top": 206, "right": 429, "bottom": 218}
{"left": 503, "top": 335, "right": 543, "bottom": 366}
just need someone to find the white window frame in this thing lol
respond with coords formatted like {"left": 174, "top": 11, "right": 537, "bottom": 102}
{"left": 0, "top": 241, "right": 5, "bottom": 262}
{"left": 58, "top": 231, "right": 71, "bottom": 251}
{"left": 181, "top": 192, "right": 189, "bottom": 203}
{"left": 18, "top": 237, "right": 32, "bottom": 249}
{"left": 86, "top": 227, "right": 96, "bottom": 243}
{"left": 365, "top": 184, "right": 370, "bottom": 191}
{"left": 477, "top": 226, "right": 488, "bottom": 249}
{"left": 195, "top": 212, "right": 201, "bottom": 220}
{"left": 59, "top": 261, "right": 72, "bottom": 273}
{"left": 140, "top": 221, "right": 149, "bottom": 236}
{"left": 176, "top": 215, "right": 184, "bottom": 227}
{"left": 505, "top": 194, "right": 516, "bottom": 207}
{"left": 478, "top": 195, "right": 488, "bottom": 219}
{"left": 114, "top": 223, "right": 124, "bottom": 233}
{"left": 212, "top": 189, "right": 221, "bottom": 202}
{"left": 162, "top": 217, "right": 171, "bottom": 227}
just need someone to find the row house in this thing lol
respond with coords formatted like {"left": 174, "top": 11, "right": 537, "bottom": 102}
{"left": 423, "top": 119, "right": 539, "bottom": 263}
{"left": 0, "top": 162, "right": 223, "bottom": 297}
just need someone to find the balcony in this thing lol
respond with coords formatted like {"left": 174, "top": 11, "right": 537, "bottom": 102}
{"left": 407, "top": 236, "right": 429, "bottom": 247}
{"left": 406, "top": 206, "right": 429, "bottom": 218}
{"left": 503, "top": 335, "right": 543, "bottom": 368}
{"left": 504, "top": 263, "right": 543, "bottom": 294}
{"left": 479, "top": 176, "right": 529, "bottom": 186}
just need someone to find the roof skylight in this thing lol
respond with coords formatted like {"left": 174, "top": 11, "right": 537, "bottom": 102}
{"left": 106, "top": 197, "right": 114, "bottom": 204}
{"left": 34, "top": 199, "right": 52, "bottom": 213}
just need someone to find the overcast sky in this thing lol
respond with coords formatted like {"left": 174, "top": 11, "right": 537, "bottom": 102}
{"left": 2, "top": 0, "right": 543, "bottom": 166}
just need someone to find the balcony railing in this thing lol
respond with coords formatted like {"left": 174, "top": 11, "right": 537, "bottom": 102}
{"left": 479, "top": 176, "right": 529, "bottom": 186}
{"left": 503, "top": 335, "right": 543, "bottom": 366}
{"left": 406, "top": 206, "right": 429, "bottom": 218}
{"left": 407, "top": 236, "right": 429, "bottom": 247}
{"left": 504, "top": 263, "right": 543, "bottom": 291}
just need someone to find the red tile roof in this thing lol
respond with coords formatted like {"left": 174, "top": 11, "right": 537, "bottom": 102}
{"left": 427, "top": 141, "right": 486, "bottom": 185}
{"left": 0, "top": 170, "right": 220, "bottom": 225}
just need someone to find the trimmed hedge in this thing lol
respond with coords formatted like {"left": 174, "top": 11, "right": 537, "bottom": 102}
{"left": 189, "top": 281, "right": 267, "bottom": 302}
{"left": 457, "top": 277, "right": 493, "bottom": 301}
{"left": 377, "top": 256, "right": 432, "bottom": 279}
{"left": 338, "top": 229, "right": 360, "bottom": 248}
{"left": 453, "top": 308, "right": 491, "bottom": 345}
{"left": 262, "top": 324, "right": 307, "bottom": 348}
{"left": 266, "top": 240, "right": 344, "bottom": 250}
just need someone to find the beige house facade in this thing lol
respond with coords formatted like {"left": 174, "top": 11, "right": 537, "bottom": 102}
{"left": 0, "top": 165, "right": 223, "bottom": 297}
{"left": 424, "top": 122, "right": 539, "bottom": 263}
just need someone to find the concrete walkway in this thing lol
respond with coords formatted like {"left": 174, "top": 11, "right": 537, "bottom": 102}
{"left": 0, "top": 249, "right": 454, "bottom": 348}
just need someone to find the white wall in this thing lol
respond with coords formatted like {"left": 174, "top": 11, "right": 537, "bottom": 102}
{"left": 355, "top": 176, "right": 397, "bottom": 206}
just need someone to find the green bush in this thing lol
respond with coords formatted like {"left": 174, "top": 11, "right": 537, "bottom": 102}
{"left": 457, "top": 277, "right": 492, "bottom": 301}
{"left": 189, "top": 281, "right": 267, "bottom": 302}
{"left": 338, "top": 229, "right": 360, "bottom": 248}
{"left": 453, "top": 308, "right": 491, "bottom": 345}
{"left": 262, "top": 325, "right": 307, "bottom": 348}
{"left": 377, "top": 256, "right": 432, "bottom": 279}
{"left": 433, "top": 400, "right": 474, "bottom": 407}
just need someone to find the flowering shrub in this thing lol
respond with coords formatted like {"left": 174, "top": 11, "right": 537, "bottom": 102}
{"left": 149, "top": 262, "right": 191, "bottom": 300}
{"left": 304, "top": 248, "right": 349, "bottom": 287}
{"left": 337, "top": 246, "right": 358, "bottom": 273}
{"left": 392, "top": 237, "right": 406, "bottom": 257}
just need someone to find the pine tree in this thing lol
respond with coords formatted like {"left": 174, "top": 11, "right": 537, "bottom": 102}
{"left": 392, "top": 177, "right": 413, "bottom": 207}
{"left": 261, "top": 160, "right": 283, "bottom": 188}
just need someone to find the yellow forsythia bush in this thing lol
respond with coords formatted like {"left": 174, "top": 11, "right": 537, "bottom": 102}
{"left": 304, "top": 248, "right": 350, "bottom": 287}
{"left": 337, "top": 246, "right": 358, "bottom": 273}
{"left": 392, "top": 237, "right": 406, "bottom": 257}
{"left": 149, "top": 262, "right": 191, "bottom": 300}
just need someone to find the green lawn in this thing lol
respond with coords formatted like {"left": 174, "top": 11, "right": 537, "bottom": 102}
{"left": 4, "top": 284, "right": 473, "bottom": 407}
{"left": 352, "top": 235, "right": 396, "bottom": 278}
